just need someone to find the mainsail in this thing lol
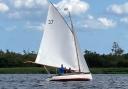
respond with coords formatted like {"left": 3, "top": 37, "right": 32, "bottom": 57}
{"left": 35, "top": 3, "right": 90, "bottom": 73}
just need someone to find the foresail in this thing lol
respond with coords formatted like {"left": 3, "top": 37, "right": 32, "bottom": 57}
{"left": 35, "top": 3, "right": 79, "bottom": 70}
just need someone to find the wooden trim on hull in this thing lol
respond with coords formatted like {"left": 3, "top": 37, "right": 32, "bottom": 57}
{"left": 50, "top": 78, "right": 91, "bottom": 81}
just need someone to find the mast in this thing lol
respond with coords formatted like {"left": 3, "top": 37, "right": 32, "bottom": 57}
{"left": 68, "top": 11, "right": 81, "bottom": 72}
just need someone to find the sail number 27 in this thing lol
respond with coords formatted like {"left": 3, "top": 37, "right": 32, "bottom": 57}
{"left": 48, "top": 19, "right": 54, "bottom": 24}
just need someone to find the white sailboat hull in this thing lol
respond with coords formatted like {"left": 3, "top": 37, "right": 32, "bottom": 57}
{"left": 48, "top": 73, "right": 92, "bottom": 81}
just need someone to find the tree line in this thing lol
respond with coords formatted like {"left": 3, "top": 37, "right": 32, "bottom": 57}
{"left": 0, "top": 42, "right": 128, "bottom": 68}
{"left": 84, "top": 42, "right": 128, "bottom": 68}
{"left": 0, "top": 50, "right": 39, "bottom": 67}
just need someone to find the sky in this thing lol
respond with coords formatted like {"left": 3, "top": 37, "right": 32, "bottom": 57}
{"left": 0, "top": 0, "right": 128, "bottom": 54}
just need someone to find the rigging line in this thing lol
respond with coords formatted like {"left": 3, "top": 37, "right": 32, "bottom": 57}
{"left": 44, "top": 65, "right": 50, "bottom": 74}
{"left": 68, "top": 11, "right": 81, "bottom": 72}
{"left": 48, "top": 1, "right": 73, "bottom": 33}
{"left": 48, "top": 1, "right": 81, "bottom": 72}
{"left": 47, "top": 1, "right": 81, "bottom": 72}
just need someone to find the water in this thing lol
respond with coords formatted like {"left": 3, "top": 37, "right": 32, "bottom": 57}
{"left": 0, "top": 74, "right": 128, "bottom": 89}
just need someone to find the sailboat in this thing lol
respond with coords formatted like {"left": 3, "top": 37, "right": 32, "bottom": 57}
{"left": 35, "top": 2, "right": 92, "bottom": 81}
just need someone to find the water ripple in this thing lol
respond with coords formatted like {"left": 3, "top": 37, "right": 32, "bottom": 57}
{"left": 0, "top": 74, "right": 128, "bottom": 89}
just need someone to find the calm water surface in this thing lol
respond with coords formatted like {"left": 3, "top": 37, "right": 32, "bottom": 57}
{"left": 0, "top": 74, "right": 128, "bottom": 89}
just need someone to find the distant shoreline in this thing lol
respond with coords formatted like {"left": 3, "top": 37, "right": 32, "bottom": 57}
{"left": 0, "top": 67, "right": 128, "bottom": 74}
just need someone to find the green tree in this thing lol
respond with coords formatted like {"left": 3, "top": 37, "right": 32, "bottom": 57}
{"left": 111, "top": 42, "right": 124, "bottom": 55}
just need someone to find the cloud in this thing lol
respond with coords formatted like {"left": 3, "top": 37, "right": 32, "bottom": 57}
{"left": 82, "top": 16, "right": 116, "bottom": 30}
{"left": 120, "top": 17, "right": 128, "bottom": 24}
{"left": 98, "top": 17, "right": 116, "bottom": 27}
{"left": 26, "top": 21, "right": 44, "bottom": 31}
{"left": 55, "top": 0, "right": 89, "bottom": 15}
{"left": 8, "top": 12, "right": 21, "bottom": 19}
{"left": 107, "top": 2, "right": 128, "bottom": 15}
{"left": 0, "top": 2, "right": 9, "bottom": 12}
{"left": 87, "top": 15, "right": 94, "bottom": 20}
{"left": 13, "top": 0, "right": 48, "bottom": 8}
{"left": 5, "top": 26, "right": 16, "bottom": 32}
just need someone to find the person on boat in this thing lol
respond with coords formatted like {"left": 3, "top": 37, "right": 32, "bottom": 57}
{"left": 58, "top": 64, "right": 64, "bottom": 75}
{"left": 64, "top": 67, "right": 67, "bottom": 73}
{"left": 67, "top": 67, "right": 72, "bottom": 73}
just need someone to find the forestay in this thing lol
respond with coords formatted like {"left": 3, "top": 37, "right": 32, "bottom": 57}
{"left": 35, "top": 3, "right": 90, "bottom": 73}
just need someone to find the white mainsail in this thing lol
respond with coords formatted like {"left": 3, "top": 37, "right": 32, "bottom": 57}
{"left": 35, "top": 3, "right": 90, "bottom": 73}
